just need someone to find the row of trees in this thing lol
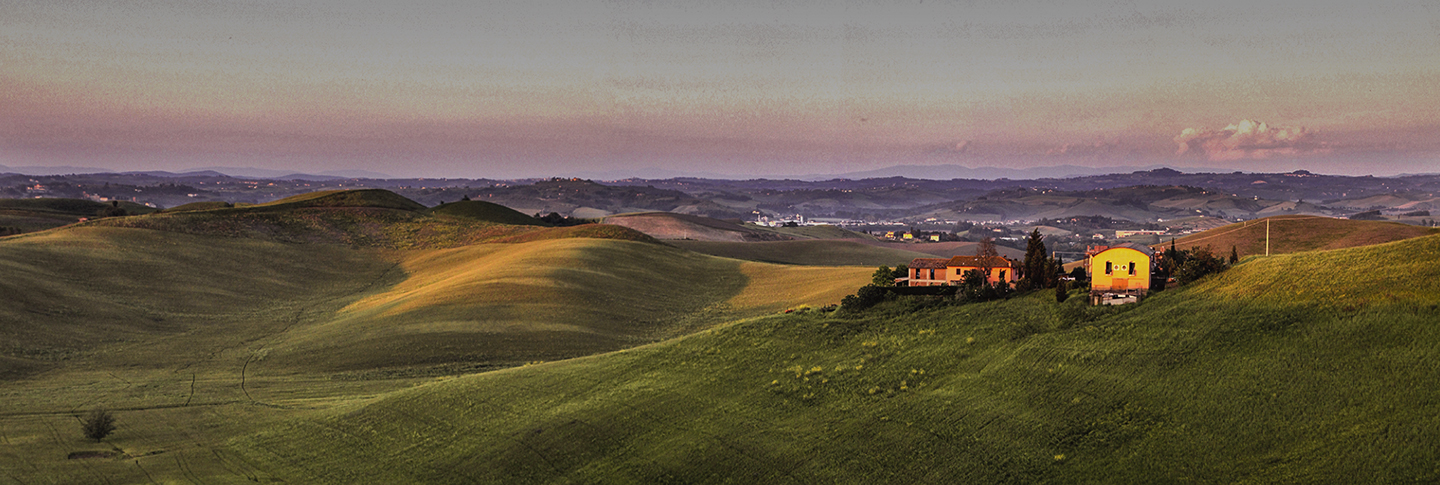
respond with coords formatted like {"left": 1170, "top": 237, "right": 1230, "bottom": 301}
{"left": 1157, "top": 240, "right": 1234, "bottom": 287}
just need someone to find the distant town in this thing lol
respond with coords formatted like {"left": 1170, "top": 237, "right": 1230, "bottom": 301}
{"left": 4, "top": 168, "right": 1437, "bottom": 254}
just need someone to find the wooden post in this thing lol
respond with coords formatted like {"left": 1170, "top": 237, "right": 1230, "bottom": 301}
{"left": 1265, "top": 218, "right": 1270, "bottom": 257}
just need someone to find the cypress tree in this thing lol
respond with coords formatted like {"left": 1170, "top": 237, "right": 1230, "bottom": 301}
{"left": 1021, "top": 229, "right": 1047, "bottom": 290}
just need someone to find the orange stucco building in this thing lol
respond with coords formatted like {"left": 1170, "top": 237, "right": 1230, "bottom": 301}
{"left": 908, "top": 258, "right": 951, "bottom": 286}
{"left": 907, "top": 256, "right": 1020, "bottom": 287}
{"left": 1085, "top": 243, "right": 1155, "bottom": 305}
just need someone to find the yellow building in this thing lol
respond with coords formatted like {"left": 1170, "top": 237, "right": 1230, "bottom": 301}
{"left": 1086, "top": 243, "right": 1155, "bottom": 305}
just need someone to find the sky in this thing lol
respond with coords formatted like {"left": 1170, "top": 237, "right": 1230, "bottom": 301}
{"left": 3, "top": 0, "right": 1438, "bottom": 179}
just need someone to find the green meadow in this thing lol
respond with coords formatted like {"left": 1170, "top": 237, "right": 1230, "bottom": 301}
{"left": 669, "top": 239, "right": 937, "bottom": 266}
{"left": 2, "top": 191, "right": 1437, "bottom": 483}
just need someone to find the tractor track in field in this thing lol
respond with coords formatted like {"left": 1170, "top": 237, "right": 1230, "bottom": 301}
{"left": 0, "top": 400, "right": 249, "bottom": 418}
{"left": 173, "top": 451, "right": 204, "bottom": 484}
{"left": 184, "top": 373, "right": 196, "bottom": 407}
{"left": 131, "top": 459, "right": 159, "bottom": 485}
{"left": 239, "top": 260, "right": 403, "bottom": 407}
{"left": 521, "top": 375, "right": 812, "bottom": 484}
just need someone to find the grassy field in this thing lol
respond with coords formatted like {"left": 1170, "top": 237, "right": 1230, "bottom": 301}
{"left": 0, "top": 198, "right": 158, "bottom": 234}
{"left": 669, "top": 239, "right": 938, "bottom": 266}
{"left": 427, "top": 199, "right": 547, "bottom": 226}
{"left": 1158, "top": 215, "right": 1437, "bottom": 257}
{"left": 0, "top": 196, "right": 875, "bottom": 483}
{"left": 4, "top": 195, "right": 1438, "bottom": 483}
{"left": 229, "top": 233, "right": 1440, "bottom": 483}
{"left": 603, "top": 212, "right": 787, "bottom": 242}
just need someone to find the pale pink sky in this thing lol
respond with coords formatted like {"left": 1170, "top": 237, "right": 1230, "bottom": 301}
{"left": 3, "top": 1, "right": 1438, "bottom": 178}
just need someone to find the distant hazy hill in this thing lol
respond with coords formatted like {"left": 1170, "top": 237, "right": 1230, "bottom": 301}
{"left": 604, "top": 212, "right": 789, "bottom": 242}
{"left": 187, "top": 166, "right": 394, "bottom": 179}
{"left": 815, "top": 163, "right": 1186, "bottom": 181}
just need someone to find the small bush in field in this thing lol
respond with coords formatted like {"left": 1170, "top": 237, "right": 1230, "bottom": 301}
{"left": 81, "top": 407, "right": 117, "bottom": 442}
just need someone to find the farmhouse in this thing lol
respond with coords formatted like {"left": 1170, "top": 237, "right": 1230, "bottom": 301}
{"left": 948, "top": 255, "right": 1020, "bottom": 286}
{"left": 907, "top": 255, "right": 1021, "bottom": 287}
{"left": 1085, "top": 243, "right": 1155, "bottom": 305}
{"left": 908, "top": 258, "right": 950, "bottom": 286}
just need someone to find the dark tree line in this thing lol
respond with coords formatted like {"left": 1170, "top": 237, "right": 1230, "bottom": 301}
{"left": 1157, "top": 240, "right": 1233, "bottom": 287}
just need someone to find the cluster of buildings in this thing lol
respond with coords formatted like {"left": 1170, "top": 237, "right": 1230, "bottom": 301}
{"left": 879, "top": 230, "right": 943, "bottom": 242}
{"left": 754, "top": 214, "right": 818, "bottom": 227}
{"left": 901, "top": 242, "right": 1158, "bottom": 306}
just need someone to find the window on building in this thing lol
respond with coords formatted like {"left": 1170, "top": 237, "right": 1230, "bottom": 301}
{"left": 1105, "top": 261, "right": 1112, "bottom": 275}
{"left": 1129, "top": 262, "right": 1136, "bottom": 276}
{"left": 998, "top": 270, "right": 1006, "bottom": 281}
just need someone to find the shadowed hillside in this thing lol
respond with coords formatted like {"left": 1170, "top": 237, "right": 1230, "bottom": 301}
{"left": 0, "top": 227, "right": 392, "bottom": 380}
{"left": 80, "top": 189, "right": 656, "bottom": 249}
{"left": 604, "top": 212, "right": 789, "bottom": 242}
{"left": 0, "top": 198, "right": 159, "bottom": 234}
{"left": 255, "top": 189, "right": 428, "bottom": 211}
{"left": 428, "top": 199, "right": 547, "bottom": 226}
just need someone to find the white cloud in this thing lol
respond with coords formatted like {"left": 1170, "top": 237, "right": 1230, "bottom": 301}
{"left": 1174, "top": 119, "right": 1327, "bottom": 161}
{"left": 1047, "top": 140, "right": 1117, "bottom": 156}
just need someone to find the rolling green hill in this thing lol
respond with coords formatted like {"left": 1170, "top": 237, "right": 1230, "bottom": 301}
{"left": 163, "top": 200, "right": 233, "bottom": 212}
{"left": 1156, "top": 214, "right": 1438, "bottom": 257}
{"left": 0, "top": 198, "right": 159, "bottom": 234}
{"left": 604, "top": 212, "right": 789, "bottom": 242}
{"left": 256, "top": 238, "right": 865, "bottom": 374}
{"left": 428, "top": 199, "right": 547, "bottom": 226}
{"left": 257, "top": 188, "right": 429, "bottom": 211}
{"left": 669, "top": 239, "right": 938, "bottom": 266}
{"left": 80, "top": 189, "right": 590, "bottom": 249}
{"left": 229, "top": 233, "right": 1440, "bottom": 483}
{"left": 3, "top": 203, "right": 1438, "bottom": 483}
{"left": 0, "top": 206, "right": 874, "bottom": 483}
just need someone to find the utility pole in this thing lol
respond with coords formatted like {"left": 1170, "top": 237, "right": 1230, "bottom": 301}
{"left": 1265, "top": 218, "right": 1270, "bottom": 257}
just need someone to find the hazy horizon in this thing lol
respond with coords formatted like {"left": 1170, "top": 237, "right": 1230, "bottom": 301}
{"left": 4, "top": 1, "right": 1437, "bottom": 179}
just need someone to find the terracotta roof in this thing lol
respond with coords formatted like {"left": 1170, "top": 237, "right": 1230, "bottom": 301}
{"left": 909, "top": 258, "right": 950, "bottom": 269}
{"left": 946, "top": 255, "right": 1019, "bottom": 268}
{"left": 1101, "top": 242, "right": 1156, "bottom": 257}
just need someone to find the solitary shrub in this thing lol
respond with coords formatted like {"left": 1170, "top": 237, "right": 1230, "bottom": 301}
{"left": 81, "top": 407, "right": 117, "bottom": 441}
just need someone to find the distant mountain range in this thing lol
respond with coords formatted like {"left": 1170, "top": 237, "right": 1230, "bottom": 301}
{"left": 0, "top": 164, "right": 392, "bottom": 180}
{"left": 574, "top": 164, "right": 1239, "bottom": 181}
{"left": 803, "top": 164, "right": 1236, "bottom": 181}
{"left": 5, "top": 163, "right": 1245, "bottom": 182}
